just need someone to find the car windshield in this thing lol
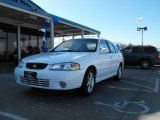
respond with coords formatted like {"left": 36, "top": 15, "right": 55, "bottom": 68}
{"left": 51, "top": 39, "right": 98, "bottom": 52}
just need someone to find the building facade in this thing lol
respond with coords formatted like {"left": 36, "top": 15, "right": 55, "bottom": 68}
{"left": 0, "top": 0, "right": 100, "bottom": 73}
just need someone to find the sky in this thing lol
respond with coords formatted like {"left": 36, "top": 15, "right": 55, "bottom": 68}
{"left": 32, "top": 0, "right": 160, "bottom": 48}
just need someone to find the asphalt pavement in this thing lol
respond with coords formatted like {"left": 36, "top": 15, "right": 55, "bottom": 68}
{"left": 0, "top": 66, "right": 160, "bottom": 120}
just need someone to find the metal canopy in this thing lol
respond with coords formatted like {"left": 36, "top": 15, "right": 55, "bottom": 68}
{"left": 54, "top": 23, "right": 95, "bottom": 37}
{"left": 0, "top": 0, "right": 100, "bottom": 37}
{"left": 0, "top": 5, "right": 45, "bottom": 25}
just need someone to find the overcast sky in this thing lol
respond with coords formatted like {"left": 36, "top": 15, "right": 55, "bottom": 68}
{"left": 32, "top": 0, "right": 160, "bottom": 48}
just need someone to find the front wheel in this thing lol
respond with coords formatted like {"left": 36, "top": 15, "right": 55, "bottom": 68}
{"left": 80, "top": 69, "right": 96, "bottom": 96}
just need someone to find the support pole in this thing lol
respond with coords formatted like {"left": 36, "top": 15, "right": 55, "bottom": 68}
{"left": 81, "top": 29, "right": 84, "bottom": 38}
{"left": 50, "top": 19, "right": 54, "bottom": 49}
{"left": 62, "top": 36, "right": 65, "bottom": 42}
{"left": 142, "top": 29, "right": 143, "bottom": 46}
{"left": 17, "top": 24, "right": 21, "bottom": 62}
{"left": 98, "top": 33, "right": 100, "bottom": 38}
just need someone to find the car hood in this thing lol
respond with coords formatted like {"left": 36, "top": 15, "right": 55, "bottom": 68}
{"left": 22, "top": 52, "right": 91, "bottom": 64}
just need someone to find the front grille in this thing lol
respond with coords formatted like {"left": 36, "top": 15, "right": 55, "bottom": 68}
{"left": 26, "top": 63, "right": 48, "bottom": 69}
{"left": 20, "top": 76, "right": 49, "bottom": 87}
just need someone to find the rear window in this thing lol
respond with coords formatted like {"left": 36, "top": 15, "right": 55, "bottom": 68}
{"left": 143, "top": 47, "right": 156, "bottom": 53}
{"left": 132, "top": 47, "right": 140, "bottom": 53}
{"left": 120, "top": 46, "right": 131, "bottom": 53}
{"left": 87, "top": 43, "right": 97, "bottom": 51}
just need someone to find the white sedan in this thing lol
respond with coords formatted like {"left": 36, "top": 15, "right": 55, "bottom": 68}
{"left": 14, "top": 38, "right": 124, "bottom": 95}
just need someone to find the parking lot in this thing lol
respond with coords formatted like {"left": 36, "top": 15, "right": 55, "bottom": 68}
{"left": 0, "top": 66, "right": 160, "bottom": 120}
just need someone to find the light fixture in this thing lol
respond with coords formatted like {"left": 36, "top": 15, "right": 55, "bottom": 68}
{"left": 137, "top": 27, "right": 148, "bottom": 46}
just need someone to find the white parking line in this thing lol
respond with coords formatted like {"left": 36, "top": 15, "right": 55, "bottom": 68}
{"left": 97, "top": 84, "right": 156, "bottom": 93}
{"left": 121, "top": 80, "right": 154, "bottom": 90}
{"left": 94, "top": 102, "right": 116, "bottom": 119}
{"left": 154, "top": 79, "right": 159, "bottom": 93}
{"left": 125, "top": 77, "right": 155, "bottom": 83}
{"left": 94, "top": 101, "right": 113, "bottom": 107}
{"left": 0, "top": 111, "right": 27, "bottom": 120}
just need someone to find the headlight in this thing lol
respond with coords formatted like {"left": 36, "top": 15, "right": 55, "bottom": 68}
{"left": 18, "top": 60, "right": 25, "bottom": 68}
{"left": 49, "top": 62, "right": 80, "bottom": 71}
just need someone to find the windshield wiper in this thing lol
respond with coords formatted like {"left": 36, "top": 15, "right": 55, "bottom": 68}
{"left": 52, "top": 50, "right": 74, "bottom": 52}
{"left": 51, "top": 50, "right": 95, "bottom": 52}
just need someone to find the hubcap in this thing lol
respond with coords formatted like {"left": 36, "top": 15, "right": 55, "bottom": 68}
{"left": 87, "top": 72, "right": 95, "bottom": 93}
{"left": 143, "top": 62, "right": 149, "bottom": 68}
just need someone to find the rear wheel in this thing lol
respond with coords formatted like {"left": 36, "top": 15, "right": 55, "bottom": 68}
{"left": 81, "top": 69, "right": 95, "bottom": 96}
{"left": 141, "top": 60, "right": 150, "bottom": 69}
{"left": 114, "top": 65, "right": 122, "bottom": 81}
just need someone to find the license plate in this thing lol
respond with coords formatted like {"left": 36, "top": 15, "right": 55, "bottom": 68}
{"left": 24, "top": 71, "right": 37, "bottom": 80}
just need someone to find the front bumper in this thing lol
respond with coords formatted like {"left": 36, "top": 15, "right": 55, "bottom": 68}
{"left": 14, "top": 66, "right": 86, "bottom": 90}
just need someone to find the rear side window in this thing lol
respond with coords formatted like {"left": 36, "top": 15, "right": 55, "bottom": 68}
{"left": 132, "top": 47, "right": 140, "bottom": 53}
{"left": 100, "top": 40, "right": 110, "bottom": 50}
{"left": 143, "top": 47, "right": 155, "bottom": 53}
{"left": 121, "top": 46, "right": 131, "bottom": 53}
{"left": 107, "top": 41, "right": 116, "bottom": 53}
{"left": 87, "top": 43, "right": 97, "bottom": 51}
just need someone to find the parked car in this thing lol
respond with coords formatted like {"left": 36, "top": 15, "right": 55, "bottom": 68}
{"left": 14, "top": 38, "right": 124, "bottom": 95}
{"left": 120, "top": 45, "right": 160, "bottom": 69}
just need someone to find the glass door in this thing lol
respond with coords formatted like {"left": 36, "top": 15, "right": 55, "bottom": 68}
{"left": 0, "top": 23, "right": 17, "bottom": 73}
{"left": 0, "top": 23, "right": 7, "bottom": 63}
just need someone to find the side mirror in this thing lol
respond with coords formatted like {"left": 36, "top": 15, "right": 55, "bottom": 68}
{"left": 99, "top": 48, "right": 110, "bottom": 54}
{"left": 115, "top": 44, "right": 120, "bottom": 51}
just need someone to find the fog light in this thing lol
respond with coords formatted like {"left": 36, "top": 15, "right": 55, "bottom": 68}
{"left": 60, "top": 81, "right": 66, "bottom": 88}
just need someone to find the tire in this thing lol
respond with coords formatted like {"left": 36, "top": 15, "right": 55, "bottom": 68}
{"left": 114, "top": 65, "right": 122, "bottom": 81}
{"left": 141, "top": 60, "right": 150, "bottom": 69}
{"left": 80, "top": 69, "right": 96, "bottom": 96}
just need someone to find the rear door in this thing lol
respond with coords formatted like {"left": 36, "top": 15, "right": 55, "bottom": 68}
{"left": 96, "top": 40, "right": 112, "bottom": 81}
{"left": 107, "top": 41, "right": 119, "bottom": 74}
{"left": 129, "top": 46, "right": 141, "bottom": 64}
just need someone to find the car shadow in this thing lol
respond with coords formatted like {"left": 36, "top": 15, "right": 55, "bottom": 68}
{"left": 124, "top": 66, "right": 160, "bottom": 70}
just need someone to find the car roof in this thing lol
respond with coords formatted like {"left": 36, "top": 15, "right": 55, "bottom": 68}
{"left": 126, "top": 45, "right": 155, "bottom": 48}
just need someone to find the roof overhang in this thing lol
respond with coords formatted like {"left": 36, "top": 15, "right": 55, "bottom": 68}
{"left": 0, "top": 0, "right": 100, "bottom": 37}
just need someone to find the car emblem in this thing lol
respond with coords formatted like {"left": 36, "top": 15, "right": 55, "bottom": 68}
{"left": 33, "top": 64, "right": 37, "bottom": 68}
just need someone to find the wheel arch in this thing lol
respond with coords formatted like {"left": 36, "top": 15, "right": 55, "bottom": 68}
{"left": 86, "top": 65, "right": 97, "bottom": 76}
{"left": 140, "top": 58, "right": 152, "bottom": 65}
